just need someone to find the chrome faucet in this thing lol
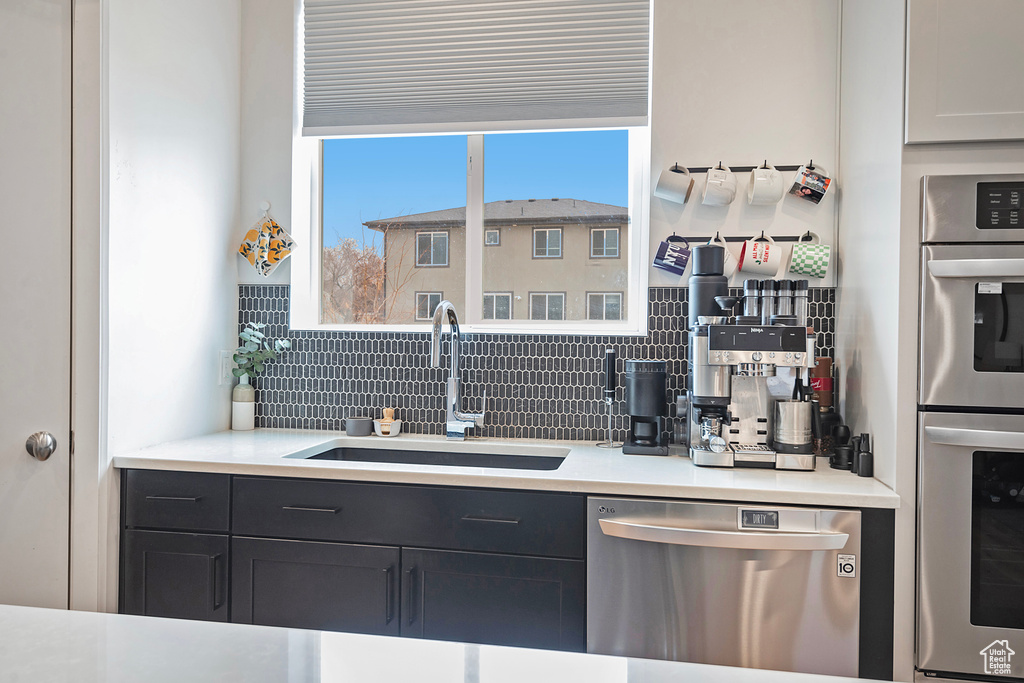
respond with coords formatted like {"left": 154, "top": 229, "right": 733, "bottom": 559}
{"left": 430, "top": 301, "right": 486, "bottom": 440}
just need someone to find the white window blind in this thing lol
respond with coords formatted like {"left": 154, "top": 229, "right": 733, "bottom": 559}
{"left": 302, "top": 0, "right": 651, "bottom": 136}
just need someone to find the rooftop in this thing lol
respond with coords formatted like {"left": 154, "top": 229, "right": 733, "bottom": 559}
{"left": 363, "top": 198, "right": 627, "bottom": 230}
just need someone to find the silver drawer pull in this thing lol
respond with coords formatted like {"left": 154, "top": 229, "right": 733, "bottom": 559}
{"left": 282, "top": 505, "right": 341, "bottom": 514}
{"left": 146, "top": 495, "right": 201, "bottom": 502}
{"left": 599, "top": 517, "right": 849, "bottom": 551}
{"left": 461, "top": 514, "right": 520, "bottom": 525}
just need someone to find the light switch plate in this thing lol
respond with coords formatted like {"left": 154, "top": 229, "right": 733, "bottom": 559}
{"left": 219, "top": 350, "right": 234, "bottom": 385}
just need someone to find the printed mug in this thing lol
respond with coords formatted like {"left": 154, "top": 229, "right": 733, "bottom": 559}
{"left": 789, "top": 163, "right": 832, "bottom": 205}
{"left": 653, "top": 235, "right": 691, "bottom": 277}
{"left": 701, "top": 165, "right": 738, "bottom": 206}
{"left": 738, "top": 234, "right": 783, "bottom": 276}
{"left": 789, "top": 232, "right": 831, "bottom": 278}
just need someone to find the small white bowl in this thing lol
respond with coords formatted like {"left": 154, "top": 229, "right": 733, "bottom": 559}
{"left": 373, "top": 419, "right": 402, "bottom": 437}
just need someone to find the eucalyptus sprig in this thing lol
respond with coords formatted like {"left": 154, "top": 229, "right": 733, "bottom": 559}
{"left": 233, "top": 322, "right": 291, "bottom": 379}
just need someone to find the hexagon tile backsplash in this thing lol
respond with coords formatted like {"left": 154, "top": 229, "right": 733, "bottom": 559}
{"left": 239, "top": 286, "right": 835, "bottom": 441}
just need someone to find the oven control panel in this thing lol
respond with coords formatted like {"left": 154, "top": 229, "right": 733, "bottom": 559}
{"left": 977, "top": 181, "right": 1023, "bottom": 229}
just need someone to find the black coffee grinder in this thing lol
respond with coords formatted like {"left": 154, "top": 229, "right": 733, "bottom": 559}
{"left": 622, "top": 359, "right": 669, "bottom": 455}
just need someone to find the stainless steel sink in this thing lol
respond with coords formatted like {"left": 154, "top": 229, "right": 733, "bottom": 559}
{"left": 300, "top": 447, "right": 566, "bottom": 471}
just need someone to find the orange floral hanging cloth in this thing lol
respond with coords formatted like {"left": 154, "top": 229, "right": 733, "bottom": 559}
{"left": 239, "top": 212, "right": 295, "bottom": 276}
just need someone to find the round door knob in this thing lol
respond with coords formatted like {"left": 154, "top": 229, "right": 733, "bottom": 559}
{"left": 25, "top": 432, "right": 57, "bottom": 461}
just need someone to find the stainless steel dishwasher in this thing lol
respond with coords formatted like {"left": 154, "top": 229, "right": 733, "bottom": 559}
{"left": 587, "top": 497, "right": 861, "bottom": 677}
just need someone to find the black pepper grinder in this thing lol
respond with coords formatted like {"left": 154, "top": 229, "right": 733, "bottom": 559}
{"left": 597, "top": 349, "right": 622, "bottom": 448}
{"left": 858, "top": 434, "right": 874, "bottom": 477}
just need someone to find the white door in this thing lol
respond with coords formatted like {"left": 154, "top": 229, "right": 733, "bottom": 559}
{"left": 0, "top": 0, "right": 72, "bottom": 609}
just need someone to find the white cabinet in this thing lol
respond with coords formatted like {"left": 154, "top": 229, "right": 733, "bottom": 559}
{"left": 906, "top": 0, "right": 1024, "bottom": 143}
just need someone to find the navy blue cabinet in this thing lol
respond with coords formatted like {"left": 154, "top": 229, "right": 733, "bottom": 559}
{"left": 121, "top": 529, "right": 228, "bottom": 622}
{"left": 120, "top": 469, "right": 585, "bottom": 650}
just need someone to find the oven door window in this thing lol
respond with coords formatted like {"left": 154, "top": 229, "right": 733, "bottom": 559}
{"left": 975, "top": 284, "right": 1024, "bottom": 372}
{"left": 972, "top": 451, "right": 1024, "bottom": 628}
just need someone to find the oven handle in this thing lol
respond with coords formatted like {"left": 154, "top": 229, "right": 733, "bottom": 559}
{"left": 598, "top": 518, "right": 849, "bottom": 551}
{"left": 924, "top": 426, "right": 1024, "bottom": 451}
{"left": 927, "top": 258, "right": 1024, "bottom": 279}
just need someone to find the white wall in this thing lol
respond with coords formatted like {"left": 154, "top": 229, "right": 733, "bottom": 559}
{"left": 649, "top": 0, "right": 840, "bottom": 288}
{"left": 107, "top": 0, "right": 241, "bottom": 454}
{"left": 238, "top": 0, "right": 294, "bottom": 286}
{"left": 835, "top": 2, "right": 909, "bottom": 678}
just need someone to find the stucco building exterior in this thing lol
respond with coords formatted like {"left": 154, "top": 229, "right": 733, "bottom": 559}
{"left": 365, "top": 198, "right": 629, "bottom": 324}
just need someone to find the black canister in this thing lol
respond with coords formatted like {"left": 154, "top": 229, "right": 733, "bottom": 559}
{"left": 688, "top": 245, "right": 728, "bottom": 328}
{"left": 692, "top": 244, "right": 725, "bottom": 275}
{"left": 624, "top": 360, "right": 667, "bottom": 417}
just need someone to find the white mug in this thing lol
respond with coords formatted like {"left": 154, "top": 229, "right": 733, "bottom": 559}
{"left": 707, "top": 234, "right": 738, "bottom": 277}
{"left": 747, "top": 163, "right": 785, "bottom": 205}
{"left": 738, "top": 233, "right": 784, "bottom": 276}
{"left": 653, "top": 164, "right": 694, "bottom": 204}
{"left": 701, "top": 165, "right": 738, "bottom": 206}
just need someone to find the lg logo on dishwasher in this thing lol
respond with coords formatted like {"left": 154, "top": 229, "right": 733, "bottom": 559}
{"left": 837, "top": 554, "right": 856, "bottom": 578}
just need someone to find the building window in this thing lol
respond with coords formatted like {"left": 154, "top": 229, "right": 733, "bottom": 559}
{"left": 483, "top": 292, "right": 513, "bottom": 320}
{"left": 588, "top": 292, "right": 622, "bottom": 321}
{"left": 484, "top": 229, "right": 500, "bottom": 246}
{"left": 416, "top": 231, "right": 449, "bottom": 267}
{"left": 591, "top": 227, "right": 620, "bottom": 258}
{"left": 530, "top": 292, "right": 565, "bottom": 321}
{"left": 533, "top": 228, "right": 562, "bottom": 258}
{"left": 415, "top": 292, "right": 443, "bottom": 320}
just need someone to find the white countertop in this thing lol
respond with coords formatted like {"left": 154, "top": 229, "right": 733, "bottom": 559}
{"left": 112, "top": 429, "right": 899, "bottom": 508}
{"left": 0, "top": 604, "right": 874, "bottom": 683}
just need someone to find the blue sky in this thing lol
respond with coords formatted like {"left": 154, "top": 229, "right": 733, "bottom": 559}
{"left": 321, "top": 130, "right": 629, "bottom": 247}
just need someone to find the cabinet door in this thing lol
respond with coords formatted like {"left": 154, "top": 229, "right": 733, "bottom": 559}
{"left": 906, "top": 0, "right": 1024, "bottom": 142}
{"left": 400, "top": 548, "right": 585, "bottom": 652}
{"left": 121, "top": 530, "right": 228, "bottom": 622}
{"left": 232, "top": 536, "right": 400, "bottom": 636}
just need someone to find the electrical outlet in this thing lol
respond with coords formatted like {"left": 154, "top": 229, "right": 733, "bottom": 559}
{"left": 219, "top": 350, "right": 234, "bottom": 385}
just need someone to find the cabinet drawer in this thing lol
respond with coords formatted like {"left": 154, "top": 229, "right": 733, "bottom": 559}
{"left": 233, "top": 477, "right": 585, "bottom": 558}
{"left": 124, "top": 470, "right": 230, "bottom": 532}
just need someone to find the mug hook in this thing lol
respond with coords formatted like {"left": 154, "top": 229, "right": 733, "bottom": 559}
{"left": 762, "top": 159, "right": 768, "bottom": 169}
{"left": 807, "top": 159, "right": 815, "bottom": 171}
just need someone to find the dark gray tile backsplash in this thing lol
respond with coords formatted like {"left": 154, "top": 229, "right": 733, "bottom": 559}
{"left": 239, "top": 285, "right": 835, "bottom": 441}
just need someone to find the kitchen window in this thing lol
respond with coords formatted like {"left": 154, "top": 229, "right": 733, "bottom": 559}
{"left": 588, "top": 293, "right": 622, "bottom": 321}
{"left": 591, "top": 228, "right": 620, "bottom": 258}
{"left": 291, "top": 0, "right": 649, "bottom": 333}
{"left": 416, "top": 232, "right": 449, "bottom": 267}
{"left": 530, "top": 293, "right": 565, "bottom": 321}
{"left": 415, "top": 292, "right": 443, "bottom": 321}
{"left": 533, "top": 229, "right": 562, "bottom": 259}
{"left": 483, "top": 293, "right": 512, "bottom": 320}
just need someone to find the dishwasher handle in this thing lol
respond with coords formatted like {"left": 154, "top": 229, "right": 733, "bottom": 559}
{"left": 598, "top": 517, "right": 849, "bottom": 551}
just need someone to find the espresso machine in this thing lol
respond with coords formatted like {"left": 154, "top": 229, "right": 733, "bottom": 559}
{"left": 684, "top": 247, "right": 817, "bottom": 470}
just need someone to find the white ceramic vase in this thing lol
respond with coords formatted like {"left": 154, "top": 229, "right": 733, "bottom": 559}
{"left": 231, "top": 375, "right": 255, "bottom": 431}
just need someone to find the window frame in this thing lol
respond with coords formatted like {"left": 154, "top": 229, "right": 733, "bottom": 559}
{"left": 590, "top": 227, "right": 620, "bottom": 259}
{"left": 587, "top": 291, "right": 623, "bottom": 321}
{"left": 529, "top": 292, "right": 566, "bottom": 321}
{"left": 532, "top": 227, "right": 563, "bottom": 259}
{"left": 289, "top": 129, "right": 651, "bottom": 335}
{"left": 484, "top": 229, "right": 501, "bottom": 246}
{"left": 415, "top": 230, "right": 450, "bottom": 268}
{"left": 483, "top": 291, "right": 513, "bottom": 320}
{"left": 415, "top": 292, "right": 444, "bottom": 321}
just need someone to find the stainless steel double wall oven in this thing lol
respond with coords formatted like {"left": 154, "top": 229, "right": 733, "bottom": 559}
{"left": 919, "top": 174, "right": 1024, "bottom": 680}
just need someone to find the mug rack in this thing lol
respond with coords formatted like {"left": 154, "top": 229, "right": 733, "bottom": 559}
{"left": 686, "top": 230, "right": 818, "bottom": 244}
{"left": 668, "top": 160, "right": 810, "bottom": 174}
